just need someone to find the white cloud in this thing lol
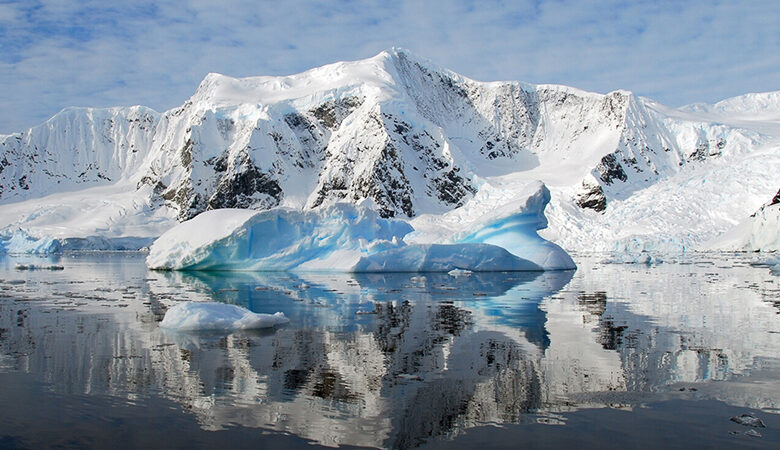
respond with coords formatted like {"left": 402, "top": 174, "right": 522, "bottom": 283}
{"left": 0, "top": 0, "right": 778, "bottom": 133}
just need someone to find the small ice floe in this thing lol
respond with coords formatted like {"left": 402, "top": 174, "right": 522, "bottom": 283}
{"left": 14, "top": 263, "right": 64, "bottom": 271}
{"left": 744, "top": 429, "right": 763, "bottom": 438}
{"left": 396, "top": 373, "right": 423, "bottom": 381}
{"left": 160, "top": 302, "right": 288, "bottom": 331}
{"left": 749, "top": 256, "right": 780, "bottom": 267}
{"left": 447, "top": 268, "right": 472, "bottom": 277}
{"left": 298, "top": 283, "right": 310, "bottom": 290}
{"left": 730, "top": 414, "right": 766, "bottom": 428}
{"left": 356, "top": 309, "right": 377, "bottom": 315}
{"left": 603, "top": 252, "right": 662, "bottom": 265}
{"left": 410, "top": 276, "right": 427, "bottom": 283}
{"left": 769, "top": 264, "right": 780, "bottom": 275}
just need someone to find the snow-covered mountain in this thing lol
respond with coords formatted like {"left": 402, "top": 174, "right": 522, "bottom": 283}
{"left": 1, "top": 49, "right": 778, "bottom": 252}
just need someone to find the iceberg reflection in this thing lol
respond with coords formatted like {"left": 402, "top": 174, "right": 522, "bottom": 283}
{"left": 0, "top": 253, "right": 778, "bottom": 448}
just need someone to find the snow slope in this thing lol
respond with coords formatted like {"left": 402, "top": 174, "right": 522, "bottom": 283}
{"left": 706, "top": 189, "right": 780, "bottom": 252}
{"left": 1, "top": 49, "right": 778, "bottom": 253}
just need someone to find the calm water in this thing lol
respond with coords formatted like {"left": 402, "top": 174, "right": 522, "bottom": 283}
{"left": 0, "top": 252, "right": 778, "bottom": 449}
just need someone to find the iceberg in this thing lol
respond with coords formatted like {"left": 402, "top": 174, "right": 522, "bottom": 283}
{"left": 146, "top": 203, "right": 555, "bottom": 273}
{"left": 352, "top": 243, "right": 542, "bottom": 272}
{"left": 0, "top": 230, "right": 61, "bottom": 254}
{"left": 455, "top": 213, "right": 575, "bottom": 270}
{"left": 410, "top": 181, "right": 576, "bottom": 270}
{"left": 147, "top": 204, "right": 413, "bottom": 271}
{"left": 160, "top": 302, "right": 289, "bottom": 331}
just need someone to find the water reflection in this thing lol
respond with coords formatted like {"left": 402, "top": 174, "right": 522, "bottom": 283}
{"left": 0, "top": 253, "right": 778, "bottom": 448}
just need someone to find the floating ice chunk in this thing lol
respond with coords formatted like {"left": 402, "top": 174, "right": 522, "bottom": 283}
{"left": 14, "top": 263, "right": 64, "bottom": 271}
{"left": 410, "top": 181, "right": 575, "bottom": 270}
{"left": 730, "top": 414, "right": 766, "bottom": 428}
{"left": 147, "top": 204, "right": 412, "bottom": 271}
{"left": 160, "top": 302, "right": 289, "bottom": 331}
{"left": 603, "top": 252, "right": 662, "bottom": 265}
{"left": 456, "top": 214, "right": 574, "bottom": 270}
{"left": 352, "top": 243, "right": 542, "bottom": 272}
{"left": 770, "top": 264, "right": 780, "bottom": 275}
{"left": 147, "top": 204, "right": 550, "bottom": 273}
{"left": 448, "top": 268, "right": 472, "bottom": 277}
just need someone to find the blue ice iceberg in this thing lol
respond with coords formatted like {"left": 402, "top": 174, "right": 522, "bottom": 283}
{"left": 456, "top": 213, "right": 575, "bottom": 270}
{"left": 352, "top": 243, "right": 541, "bottom": 272}
{"left": 0, "top": 230, "right": 61, "bottom": 254}
{"left": 147, "top": 204, "right": 414, "bottom": 271}
{"left": 146, "top": 203, "right": 551, "bottom": 272}
{"left": 444, "top": 183, "right": 576, "bottom": 270}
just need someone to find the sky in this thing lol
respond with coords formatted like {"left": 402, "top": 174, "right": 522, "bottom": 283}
{"left": 0, "top": 0, "right": 778, "bottom": 133}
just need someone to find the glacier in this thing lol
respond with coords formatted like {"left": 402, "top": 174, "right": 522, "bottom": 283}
{"left": 0, "top": 230, "right": 61, "bottom": 254}
{"left": 146, "top": 202, "right": 556, "bottom": 272}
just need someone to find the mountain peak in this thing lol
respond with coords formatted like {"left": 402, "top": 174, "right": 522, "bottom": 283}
{"left": 189, "top": 51, "right": 411, "bottom": 108}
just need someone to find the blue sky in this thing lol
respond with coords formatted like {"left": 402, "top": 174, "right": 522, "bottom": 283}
{"left": 0, "top": 0, "right": 778, "bottom": 133}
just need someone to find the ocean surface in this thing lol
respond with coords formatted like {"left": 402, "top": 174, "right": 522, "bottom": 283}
{"left": 0, "top": 252, "right": 778, "bottom": 449}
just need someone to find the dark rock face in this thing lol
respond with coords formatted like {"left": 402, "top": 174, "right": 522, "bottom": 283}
{"left": 771, "top": 188, "right": 780, "bottom": 206}
{"left": 207, "top": 163, "right": 283, "bottom": 210}
{"left": 354, "top": 141, "right": 415, "bottom": 218}
{"left": 310, "top": 107, "right": 477, "bottom": 218}
{"left": 576, "top": 182, "right": 607, "bottom": 212}
{"left": 596, "top": 153, "right": 628, "bottom": 185}
{"left": 688, "top": 138, "right": 725, "bottom": 162}
{"left": 310, "top": 96, "right": 364, "bottom": 130}
{"left": 162, "top": 184, "right": 206, "bottom": 221}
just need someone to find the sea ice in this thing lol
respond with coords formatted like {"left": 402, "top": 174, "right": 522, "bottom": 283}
{"left": 160, "top": 302, "right": 289, "bottom": 331}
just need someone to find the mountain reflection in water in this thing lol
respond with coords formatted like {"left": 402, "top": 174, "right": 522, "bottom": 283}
{"left": 0, "top": 253, "right": 778, "bottom": 449}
